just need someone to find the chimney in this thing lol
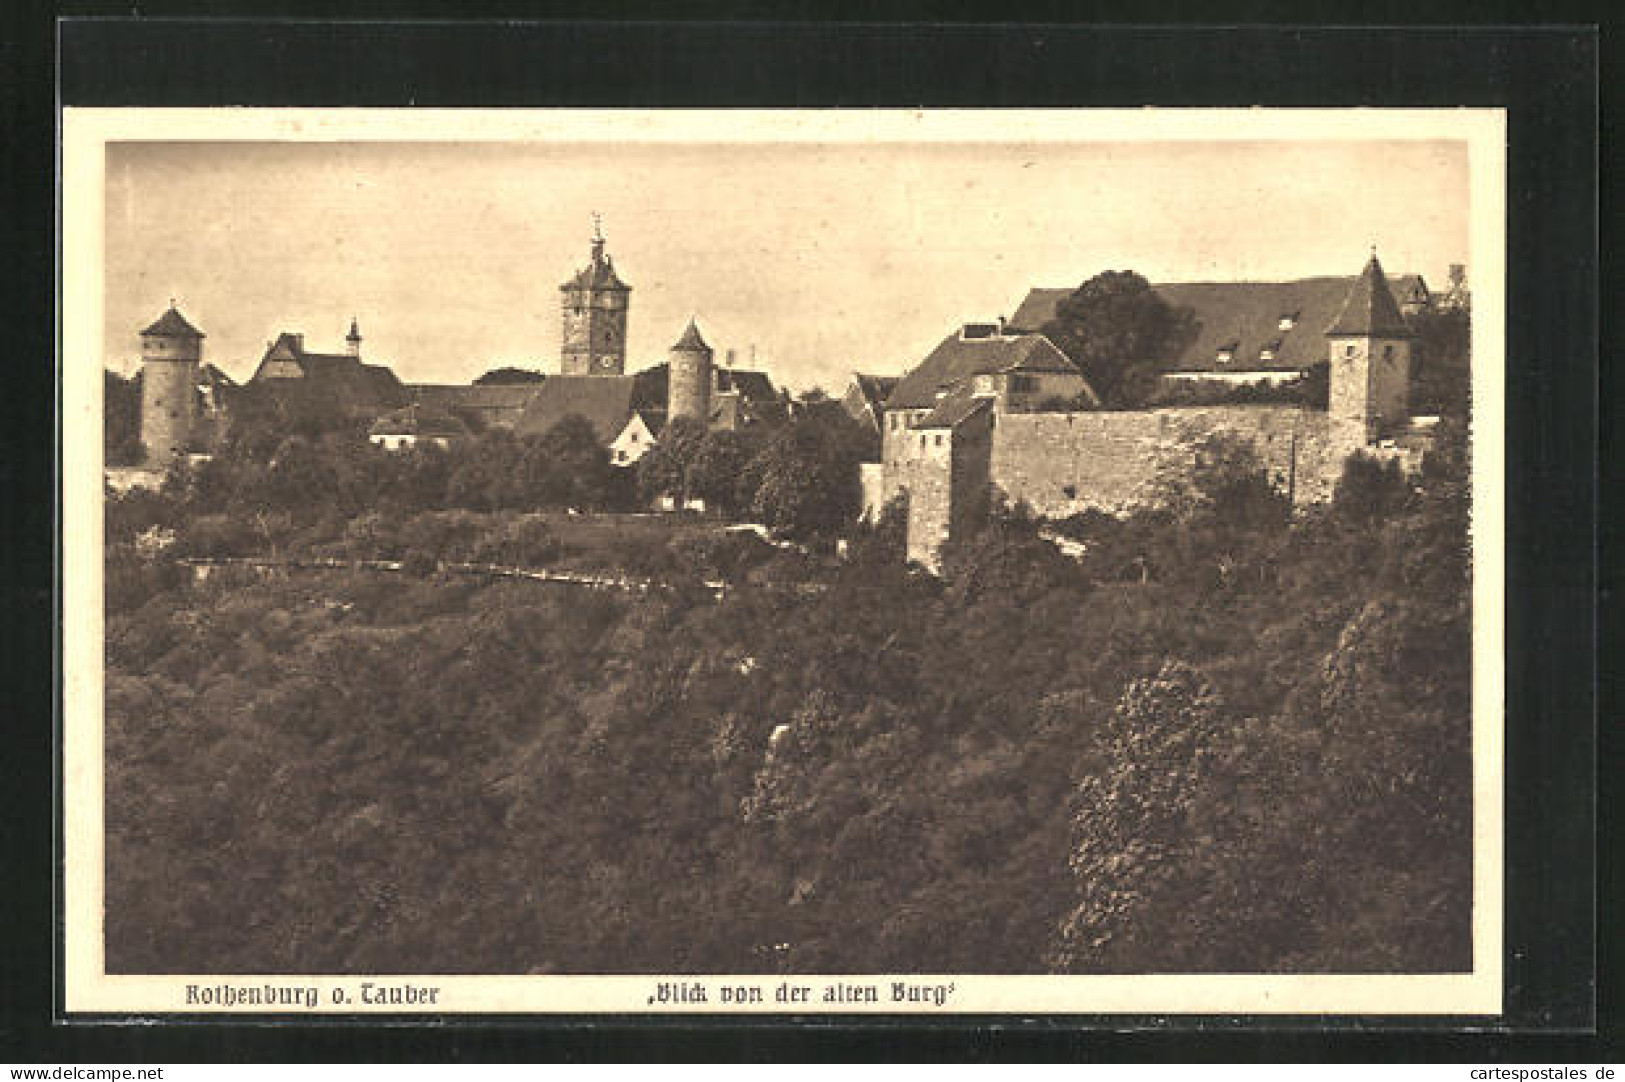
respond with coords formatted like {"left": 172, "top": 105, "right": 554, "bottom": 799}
{"left": 1449, "top": 263, "right": 1466, "bottom": 287}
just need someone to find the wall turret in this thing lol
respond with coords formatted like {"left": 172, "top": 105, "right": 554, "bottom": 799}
{"left": 1325, "top": 250, "right": 1414, "bottom": 445}
{"left": 138, "top": 302, "right": 205, "bottom": 466}
{"left": 667, "top": 318, "right": 714, "bottom": 426}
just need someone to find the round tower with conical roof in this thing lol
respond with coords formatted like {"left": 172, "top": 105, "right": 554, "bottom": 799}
{"left": 138, "top": 302, "right": 205, "bottom": 466}
{"left": 667, "top": 318, "right": 713, "bottom": 426}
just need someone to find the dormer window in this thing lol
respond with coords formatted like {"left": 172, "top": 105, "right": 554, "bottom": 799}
{"left": 1215, "top": 340, "right": 1238, "bottom": 365}
{"left": 1278, "top": 312, "right": 1299, "bottom": 331}
{"left": 959, "top": 322, "right": 999, "bottom": 341}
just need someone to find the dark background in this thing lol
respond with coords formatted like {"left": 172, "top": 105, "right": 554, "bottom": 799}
{"left": 3, "top": 7, "right": 1608, "bottom": 1062}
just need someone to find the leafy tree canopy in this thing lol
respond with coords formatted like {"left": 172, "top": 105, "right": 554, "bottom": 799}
{"left": 1041, "top": 270, "right": 1197, "bottom": 408}
{"left": 473, "top": 367, "right": 547, "bottom": 385}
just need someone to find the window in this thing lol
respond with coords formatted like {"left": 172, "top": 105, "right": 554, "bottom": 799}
{"left": 1383, "top": 345, "right": 1395, "bottom": 361}
{"left": 1345, "top": 345, "right": 1357, "bottom": 358}
{"left": 1009, "top": 374, "right": 1034, "bottom": 393}
{"left": 934, "top": 434, "right": 943, "bottom": 447}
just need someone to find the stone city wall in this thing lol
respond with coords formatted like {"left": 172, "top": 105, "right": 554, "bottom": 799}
{"left": 988, "top": 405, "right": 1353, "bottom": 518}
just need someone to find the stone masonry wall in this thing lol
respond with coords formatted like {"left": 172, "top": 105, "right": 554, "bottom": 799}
{"left": 988, "top": 405, "right": 1354, "bottom": 519}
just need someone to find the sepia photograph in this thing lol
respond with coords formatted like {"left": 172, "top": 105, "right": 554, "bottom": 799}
{"left": 61, "top": 107, "right": 1505, "bottom": 1015}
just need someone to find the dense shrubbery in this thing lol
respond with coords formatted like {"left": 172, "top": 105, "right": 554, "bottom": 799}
{"left": 637, "top": 410, "right": 869, "bottom": 538}
{"left": 103, "top": 417, "right": 1472, "bottom": 975}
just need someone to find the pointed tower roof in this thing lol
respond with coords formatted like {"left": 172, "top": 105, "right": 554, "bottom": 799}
{"left": 140, "top": 304, "right": 205, "bottom": 339}
{"left": 347, "top": 317, "right": 362, "bottom": 340}
{"left": 672, "top": 318, "right": 711, "bottom": 353}
{"left": 559, "top": 222, "right": 631, "bottom": 293}
{"left": 1325, "top": 252, "right": 1414, "bottom": 338}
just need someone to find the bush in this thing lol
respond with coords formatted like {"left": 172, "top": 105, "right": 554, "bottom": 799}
{"left": 469, "top": 515, "right": 560, "bottom": 567}
{"left": 173, "top": 514, "right": 259, "bottom": 559}
{"left": 396, "top": 510, "right": 487, "bottom": 565}
{"left": 1334, "top": 452, "right": 1411, "bottom": 524}
{"left": 667, "top": 530, "right": 776, "bottom": 580}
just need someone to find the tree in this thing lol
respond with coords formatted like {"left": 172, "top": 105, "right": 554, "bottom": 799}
{"left": 527, "top": 414, "right": 612, "bottom": 511}
{"left": 636, "top": 417, "right": 707, "bottom": 506}
{"left": 747, "top": 415, "right": 862, "bottom": 538}
{"left": 104, "top": 369, "right": 145, "bottom": 466}
{"left": 1041, "top": 270, "right": 1196, "bottom": 407}
{"left": 1050, "top": 661, "right": 1265, "bottom": 972}
{"left": 1408, "top": 308, "right": 1471, "bottom": 418}
{"left": 1333, "top": 451, "right": 1411, "bottom": 525}
{"left": 474, "top": 367, "right": 547, "bottom": 386}
{"left": 686, "top": 429, "right": 754, "bottom": 516}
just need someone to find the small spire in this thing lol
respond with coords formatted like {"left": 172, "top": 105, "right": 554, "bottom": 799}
{"left": 590, "top": 213, "right": 606, "bottom": 264}
{"left": 347, "top": 316, "right": 361, "bottom": 340}
{"left": 672, "top": 317, "right": 710, "bottom": 352}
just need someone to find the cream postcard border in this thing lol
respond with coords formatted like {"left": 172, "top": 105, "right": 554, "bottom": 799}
{"left": 61, "top": 107, "right": 1507, "bottom": 1016}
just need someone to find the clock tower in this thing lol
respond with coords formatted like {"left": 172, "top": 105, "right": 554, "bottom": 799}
{"left": 559, "top": 217, "right": 631, "bottom": 376}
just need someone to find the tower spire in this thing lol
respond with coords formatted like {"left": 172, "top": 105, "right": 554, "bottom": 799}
{"left": 591, "top": 212, "right": 605, "bottom": 263}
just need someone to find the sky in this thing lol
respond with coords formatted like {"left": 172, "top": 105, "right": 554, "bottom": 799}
{"left": 104, "top": 139, "right": 1469, "bottom": 392}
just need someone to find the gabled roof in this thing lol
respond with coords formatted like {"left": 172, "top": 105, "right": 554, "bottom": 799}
{"left": 1325, "top": 254, "right": 1416, "bottom": 338}
{"left": 369, "top": 404, "right": 469, "bottom": 438}
{"left": 715, "top": 367, "right": 777, "bottom": 404}
{"left": 250, "top": 332, "right": 406, "bottom": 411}
{"left": 621, "top": 409, "right": 667, "bottom": 439}
{"left": 849, "top": 373, "right": 900, "bottom": 411}
{"left": 915, "top": 391, "right": 992, "bottom": 430}
{"left": 407, "top": 383, "right": 544, "bottom": 412}
{"left": 885, "top": 331, "right": 1081, "bottom": 410}
{"left": 513, "top": 371, "right": 666, "bottom": 443}
{"left": 197, "top": 363, "right": 236, "bottom": 387}
{"left": 1008, "top": 265, "right": 1425, "bottom": 373}
{"left": 141, "top": 306, "right": 205, "bottom": 339}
